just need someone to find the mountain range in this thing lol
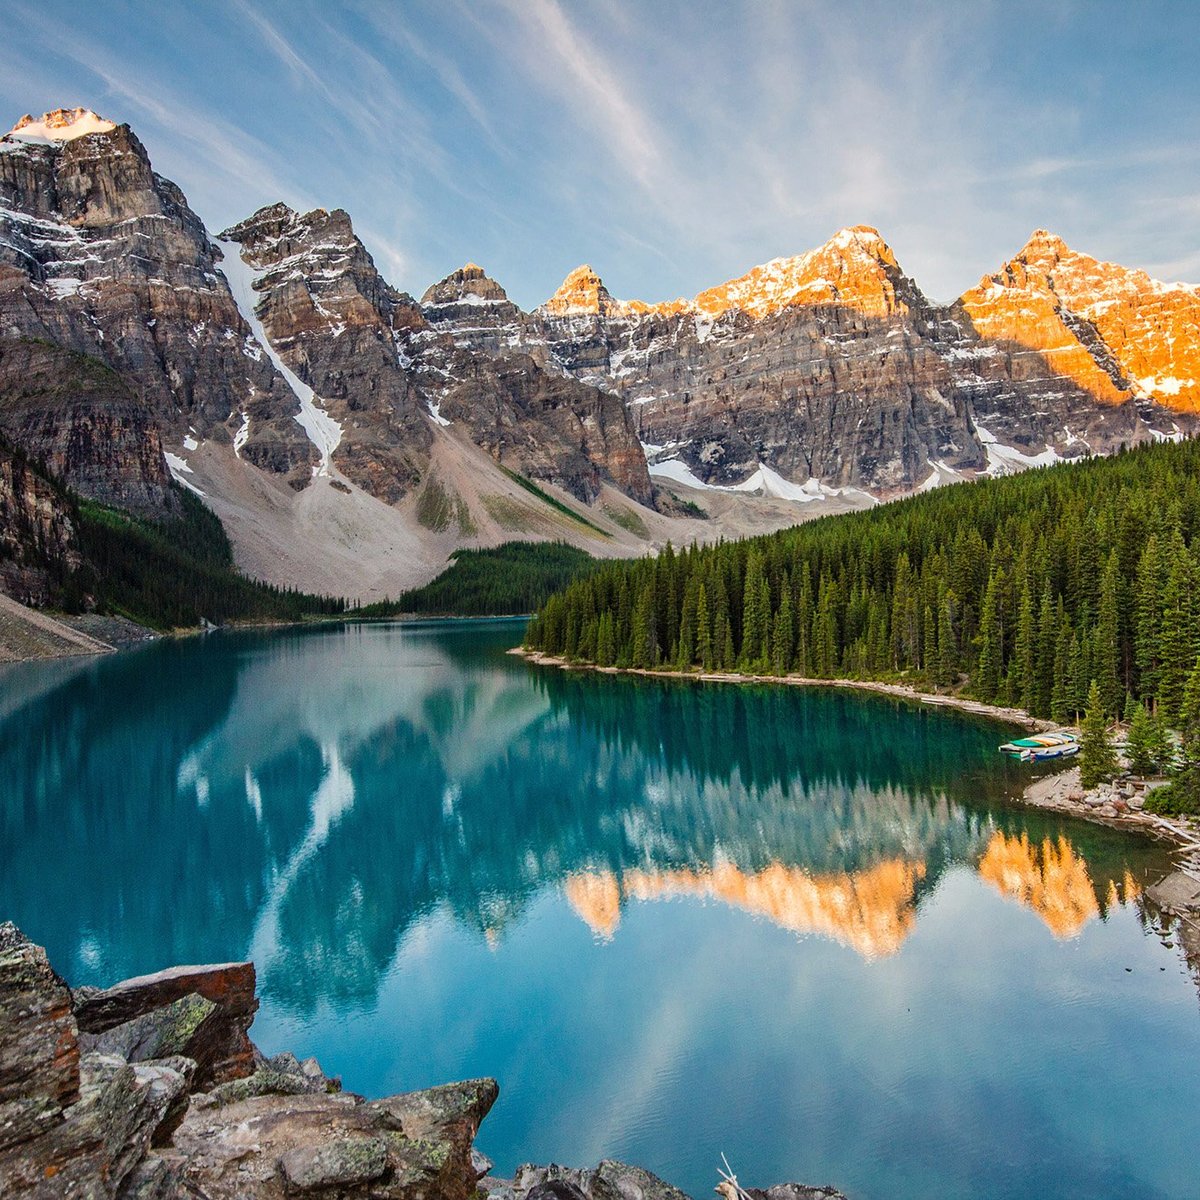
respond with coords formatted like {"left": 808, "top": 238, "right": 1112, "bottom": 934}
{"left": 2, "top": 107, "right": 1197, "bottom": 601}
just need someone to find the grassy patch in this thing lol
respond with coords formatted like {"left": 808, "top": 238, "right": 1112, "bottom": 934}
{"left": 498, "top": 466, "right": 611, "bottom": 537}
{"left": 482, "top": 494, "right": 533, "bottom": 531}
{"left": 416, "top": 479, "right": 454, "bottom": 531}
{"left": 603, "top": 503, "right": 649, "bottom": 538}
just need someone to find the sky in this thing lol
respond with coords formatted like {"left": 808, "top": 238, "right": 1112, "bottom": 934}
{"left": 2, "top": 0, "right": 1198, "bottom": 308}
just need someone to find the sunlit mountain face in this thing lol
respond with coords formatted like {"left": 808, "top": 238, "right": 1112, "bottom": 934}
{"left": 1, "top": 620, "right": 1196, "bottom": 1199}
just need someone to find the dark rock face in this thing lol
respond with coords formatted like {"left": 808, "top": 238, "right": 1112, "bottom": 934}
{"left": 217, "top": 216, "right": 655, "bottom": 509}
{"left": 434, "top": 350, "right": 653, "bottom": 505}
{"left": 0, "top": 119, "right": 313, "bottom": 496}
{"left": 0, "top": 439, "right": 79, "bottom": 603}
{"left": 0, "top": 338, "right": 172, "bottom": 513}
{"left": 421, "top": 263, "right": 524, "bottom": 356}
{"left": 418, "top": 267, "right": 652, "bottom": 505}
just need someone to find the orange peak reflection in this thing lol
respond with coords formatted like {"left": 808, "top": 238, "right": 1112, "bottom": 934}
{"left": 976, "top": 831, "right": 1133, "bottom": 938}
{"left": 564, "top": 859, "right": 926, "bottom": 959}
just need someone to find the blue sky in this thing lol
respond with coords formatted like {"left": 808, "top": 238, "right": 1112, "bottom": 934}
{"left": 3, "top": 0, "right": 1198, "bottom": 307}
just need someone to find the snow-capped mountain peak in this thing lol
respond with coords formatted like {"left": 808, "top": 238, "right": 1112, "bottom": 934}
{"left": 8, "top": 108, "right": 116, "bottom": 143}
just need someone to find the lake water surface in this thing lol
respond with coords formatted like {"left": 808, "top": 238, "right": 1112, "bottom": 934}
{"left": 1, "top": 620, "right": 1197, "bottom": 1199}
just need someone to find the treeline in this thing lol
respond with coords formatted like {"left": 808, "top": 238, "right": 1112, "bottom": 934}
{"left": 73, "top": 488, "right": 345, "bottom": 629}
{"left": 527, "top": 439, "right": 1200, "bottom": 728}
{"left": 361, "top": 541, "right": 596, "bottom": 617}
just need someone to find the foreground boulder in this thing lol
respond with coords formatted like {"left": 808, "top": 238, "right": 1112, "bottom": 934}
{"left": 0, "top": 923, "right": 498, "bottom": 1199}
{"left": 1, "top": 922, "right": 847, "bottom": 1198}
{"left": 73, "top": 959, "right": 258, "bottom": 1089}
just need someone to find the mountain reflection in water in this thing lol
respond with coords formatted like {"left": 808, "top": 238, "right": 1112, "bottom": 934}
{"left": 0, "top": 619, "right": 1175, "bottom": 1000}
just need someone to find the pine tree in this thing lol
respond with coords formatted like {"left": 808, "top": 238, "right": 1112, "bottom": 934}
{"left": 936, "top": 587, "right": 958, "bottom": 687}
{"left": 1093, "top": 550, "right": 1122, "bottom": 716}
{"left": 696, "top": 583, "right": 713, "bottom": 670}
{"left": 1079, "top": 679, "right": 1118, "bottom": 789}
{"left": 741, "top": 550, "right": 766, "bottom": 669}
{"left": 974, "top": 564, "right": 1004, "bottom": 701}
{"left": 1125, "top": 701, "right": 1158, "bottom": 776}
{"left": 1012, "top": 580, "right": 1036, "bottom": 712}
{"left": 772, "top": 581, "right": 795, "bottom": 675}
{"left": 1134, "top": 534, "right": 1163, "bottom": 703}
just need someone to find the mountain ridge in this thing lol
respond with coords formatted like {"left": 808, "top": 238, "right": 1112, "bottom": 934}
{"left": 2, "top": 106, "right": 1197, "bottom": 604}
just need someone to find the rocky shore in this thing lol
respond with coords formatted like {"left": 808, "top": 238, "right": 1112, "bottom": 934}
{"left": 0, "top": 923, "right": 845, "bottom": 1199}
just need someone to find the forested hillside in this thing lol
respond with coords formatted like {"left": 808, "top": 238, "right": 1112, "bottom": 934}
{"left": 527, "top": 439, "right": 1200, "bottom": 724}
{"left": 77, "top": 490, "right": 345, "bottom": 628}
{"left": 361, "top": 542, "right": 596, "bottom": 617}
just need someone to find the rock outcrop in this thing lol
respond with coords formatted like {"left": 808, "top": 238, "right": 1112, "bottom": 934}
{"left": 0, "top": 924, "right": 846, "bottom": 1200}
{"left": 0, "top": 923, "right": 500, "bottom": 1199}
{"left": 218, "top": 203, "right": 431, "bottom": 501}
{"left": 0, "top": 338, "right": 172, "bottom": 514}
{"left": 0, "top": 438, "right": 79, "bottom": 604}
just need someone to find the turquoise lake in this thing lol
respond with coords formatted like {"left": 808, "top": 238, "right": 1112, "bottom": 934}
{"left": 1, "top": 619, "right": 1197, "bottom": 1199}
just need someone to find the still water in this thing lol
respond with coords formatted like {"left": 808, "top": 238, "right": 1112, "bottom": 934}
{"left": 1, "top": 620, "right": 1197, "bottom": 1199}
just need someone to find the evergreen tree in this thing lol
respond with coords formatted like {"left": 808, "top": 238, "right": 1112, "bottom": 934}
{"left": 1079, "top": 679, "right": 1119, "bottom": 789}
{"left": 1125, "top": 701, "right": 1159, "bottom": 776}
{"left": 975, "top": 565, "right": 1004, "bottom": 701}
{"left": 696, "top": 583, "right": 713, "bottom": 670}
{"left": 772, "top": 580, "right": 795, "bottom": 675}
{"left": 1093, "top": 551, "right": 1122, "bottom": 715}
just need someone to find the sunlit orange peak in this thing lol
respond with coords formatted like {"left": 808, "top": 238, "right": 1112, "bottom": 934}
{"left": 8, "top": 108, "right": 116, "bottom": 142}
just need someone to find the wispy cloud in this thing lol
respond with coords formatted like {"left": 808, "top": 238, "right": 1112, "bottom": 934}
{"left": 1, "top": 1, "right": 1195, "bottom": 307}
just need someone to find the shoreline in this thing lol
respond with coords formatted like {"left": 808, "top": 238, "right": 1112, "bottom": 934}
{"left": 513, "top": 647, "right": 1200, "bottom": 857}
{"left": 512, "top": 646, "right": 1057, "bottom": 730}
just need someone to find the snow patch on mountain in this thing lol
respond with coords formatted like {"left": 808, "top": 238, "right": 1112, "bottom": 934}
{"left": 974, "top": 422, "right": 1060, "bottom": 475}
{"left": 215, "top": 237, "right": 343, "bottom": 476}
{"left": 8, "top": 108, "right": 115, "bottom": 143}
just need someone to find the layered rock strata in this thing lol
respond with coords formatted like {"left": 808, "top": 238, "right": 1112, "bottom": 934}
{"left": 424, "top": 227, "right": 1194, "bottom": 494}
{"left": 0, "top": 112, "right": 315, "bottom": 496}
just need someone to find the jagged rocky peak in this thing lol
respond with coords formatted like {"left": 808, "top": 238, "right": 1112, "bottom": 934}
{"left": 421, "top": 262, "right": 512, "bottom": 308}
{"left": 541, "top": 263, "right": 628, "bottom": 317}
{"left": 222, "top": 202, "right": 356, "bottom": 270}
{"left": 960, "top": 229, "right": 1200, "bottom": 411}
{"left": 6, "top": 107, "right": 116, "bottom": 142}
{"left": 691, "top": 224, "right": 922, "bottom": 320}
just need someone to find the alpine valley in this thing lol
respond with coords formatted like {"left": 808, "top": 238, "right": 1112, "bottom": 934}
{"left": 2, "top": 107, "right": 1199, "bottom": 606}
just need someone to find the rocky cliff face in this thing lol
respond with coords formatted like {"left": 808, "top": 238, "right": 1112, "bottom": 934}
{"left": 414, "top": 264, "right": 652, "bottom": 505}
{"left": 218, "top": 203, "right": 431, "bottom": 502}
{"left": 0, "top": 111, "right": 314, "bottom": 496}
{"left": 957, "top": 229, "right": 1200, "bottom": 413}
{"left": 0, "top": 439, "right": 79, "bottom": 604}
{"left": 0, "top": 338, "right": 172, "bottom": 513}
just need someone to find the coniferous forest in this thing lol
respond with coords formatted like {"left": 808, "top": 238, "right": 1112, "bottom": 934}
{"left": 359, "top": 542, "right": 596, "bottom": 617}
{"left": 526, "top": 439, "right": 1200, "bottom": 733}
{"left": 68, "top": 487, "right": 344, "bottom": 628}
